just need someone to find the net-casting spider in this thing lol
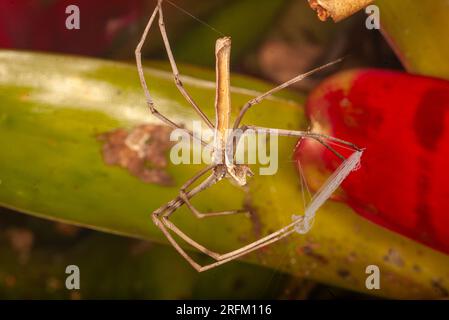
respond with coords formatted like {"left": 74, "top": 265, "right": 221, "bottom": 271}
{"left": 135, "top": 0, "right": 363, "bottom": 272}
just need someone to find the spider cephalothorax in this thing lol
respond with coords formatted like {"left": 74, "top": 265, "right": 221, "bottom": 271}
{"left": 226, "top": 164, "right": 254, "bottom": 187}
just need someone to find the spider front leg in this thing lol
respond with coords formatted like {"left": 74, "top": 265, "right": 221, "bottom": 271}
{"left": 232, "top": 59, "right": 343, "bottom": 130}
{"left": 151, "top": 165, "right": 249, "bottom": 270}
{"left": 157, "top": 1, "right": 214, "bottom": 129}
{"left": 241, "top": 125, "right": 362, "bottom": 160}
{"left": 230, "top": 59, "right": 351, "bottom": 157}
{"left": 152, "top": 192, "right": 306, "bottom": 272}
{"left": 151, "top": 194, "right": 223, "bottom": 270}
{"left": 152, "top": 167, "right": 311, "bottom": 272}
{"left": 135, "top": 2, "right": 207, "bottom": 146}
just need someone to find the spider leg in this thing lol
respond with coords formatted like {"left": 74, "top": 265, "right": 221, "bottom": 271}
{"left": 196, "top": 144, "right": 359, "bottom": 272}
{"left": 151, "top": 164, "right": 246, "bottom": 267}
{"left": 150, "top": 128, "right": 348, "bottom": 271}
{"left": 135, "top": 2, "right": 207, "bottom": 145}
{"left": 152, "top": 210, "right": 206, "bottom": 270}
{"left": 157, "top": 1, "right": 214, "bottom": 129}
{"left": 151, "top": 158, "right": 328, "bottom": 271}
{"left": 153, "top": 167, "right": 312, "bottom": 271}
{"left": 156, "top": 153, "right": 358, "bottom": 272}
{"left": 198, "top": 221, "right": 299, "bottom": 272}
{"left": 177, "top": 165, "right": 248, "bottom": 219}
{"left": 232, "top": 59, "right": 343, "bottom": 130}
{"left": 152, "top": 162, "right": 305, "bottom": 271}
{"left": 152, "top": 191, "right": 223, "bottom": 267}
{"left": 240, "top": 125, "right": 362, "bottom": 160}
{"left": 153, "top": 193, "right": 307, "bottom": 272}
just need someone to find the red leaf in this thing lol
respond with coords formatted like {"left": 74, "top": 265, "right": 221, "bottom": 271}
{"left": 296, "top": 69, "right": 449, "bottom": 255}
{"left": 0, "top": 0, "right": 146, "bottom": 56}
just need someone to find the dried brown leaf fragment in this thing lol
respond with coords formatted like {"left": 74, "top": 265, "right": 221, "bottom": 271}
{"left": 308, "top": 0, "right": 374, "bottom": 22}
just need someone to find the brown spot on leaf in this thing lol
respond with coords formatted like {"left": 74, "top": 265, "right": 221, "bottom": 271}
{"left": 98, "top": 124, "right": 174, "bottom": 186}
{"left": 383, "top": 248, "right": 404, "bottom": 267}
{"left": 337, "top": 269, "right": 351, "bottom": 279}
{"left": 298, "top": 243, "right": 329, "bottom": 265}
{"left": 345, "top": 252, "right": 357, "bottom": 263}
{"left": 279, "top": 279, "right": 317, "bottom": 299}
{"left": 431, "top": 279, "right": 449, "bottom": 297}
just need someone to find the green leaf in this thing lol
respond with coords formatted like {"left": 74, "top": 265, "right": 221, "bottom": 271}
{"left": 173, "top": 0, "right": 289, "bottom": 67}
{"left": 1, "top": 50, "right": 449, "bottom": 298}
{"left": 378, "top": 0, "right": 449, "bottom": 80}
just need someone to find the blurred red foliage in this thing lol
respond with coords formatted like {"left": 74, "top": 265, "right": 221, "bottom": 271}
{"left": 0, "top": 0, "right": 146, "bottom": 56}
{"left": 296, "top": 69, "right": 449, "bottom": 255}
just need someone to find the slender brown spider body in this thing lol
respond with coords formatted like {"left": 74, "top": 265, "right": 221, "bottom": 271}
{"left": 211, "top": 36, "right": 255, "bottom": 187}
{"left": 136, "top": 0, "right": 362, "bottom": 272}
